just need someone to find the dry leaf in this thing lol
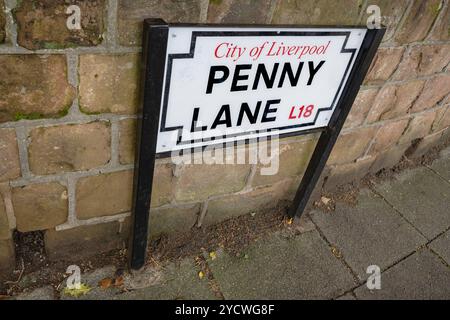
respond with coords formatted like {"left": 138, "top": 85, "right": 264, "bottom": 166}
{"left": 98, "top": 278, "right": 113, "bottom": 289}
{"left": 286, "top": 218, "right": 293, "bottom": 225}
{"left": 198, "top": 271, "right": 205, "bottom": 279}
{"left": 209, "top": 251, "right": 217, "bottom": 260}
{"left": 114, "top": 276, "right": 124, "bottom": 287}
{"left": 321, "top": 196, "right": 331, "bottom": 205}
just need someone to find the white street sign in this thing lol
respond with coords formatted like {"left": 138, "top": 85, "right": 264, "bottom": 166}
{"left": 156, "top": 27, "right": 367, "bottom": 154}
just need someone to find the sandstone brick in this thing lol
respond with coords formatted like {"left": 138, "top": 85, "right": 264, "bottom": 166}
{"left": 0, "top": 55, "right": 75, "bottom": 123}
{"left": 366, "top": 80, "right": 425, "bottom": 123}
{"left": 361, "top": 0, "right": 409, "bottom": 42}
{"left": 118, "top": 0, "right": 204, "bottom": 46}
{"left": 433, "top": 105, "right": 450, "bottom": 132}
{"left": 119, "top": 118, "right": 136, "bottom": 165}
{"left": 364, "top": 47, "right": 404, "bottom": 84}
{"left": 148, "top": 203, "right": 200, "bottom": 239}
{"left": 0, "top": 239, "right": 15, "bottom": 274}
{"left": 370, "top": 142, "right": 410, "bottom": 173}
{"left": 407, "top": 129, "right": 447, "bottom": 159}
{"left": 410, "top": 74, "right": 450, "bottom": 113}
{"left": 207, "top": 0, "right": 272, "bottom": 23}
{"left": 324, "top": 156, "right": 375, "bottom": 192}
{"left": 367, "top": 119, "right": 409, "bottom": 155}
{"left": 76, "top": 165, "right": 172, "bottom": 219}
{"left": 14, "top": 0, "right": 105, "bottom": 50}
{"left": 328, "top": 127, "right": 378, "bottom": 165}
{"left": 395, "top": 0, "right": 441, "bottom": 44}
{"left": 28, "top": 122, "right": 111, "bottom": 175}
{"left": 76, "top": 170, "right": 132, "bottom": 219}
{"left": 399, "top": 112, "right": 436, "bottom": 145}
{"left": 12, "top": 182, "right": 68, "bottom": 232}
{"left": 203, "top": 179, "right": 295, "bottom": 226}
{"left": 393, "top": 44, "right": 450, "bottom": 81}
{"left": 0, "top": 193, "right": 11, "bottom": 240}
{"left": 45, "top": 222, "right": 125, "bottom": 261}
{"left": 175, "top": 163, "right": 251, "bottom": 202}
{"left": 0, "top": 1, "right": 5, "bottom": 43}
{"left": 79, "top": 54, "right": 140, "bottom": 115}
{"left": 0, "top": 129, "right": 21, "bottom": 182}
{"left": 252, "top": 138, "right": 317, "bottom": 187}
{"left": 428, "top": 2, "right": 450, "bottom": 41}
{"left": 272, "top": 0, "right": 360, "bottom": 25}
{"left": 344, "top": 88, "right": 378, "bottom": 129}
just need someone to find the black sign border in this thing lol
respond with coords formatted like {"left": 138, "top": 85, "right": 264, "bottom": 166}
{"left": 129, "top": 19, "right": 385, "bottom": 270}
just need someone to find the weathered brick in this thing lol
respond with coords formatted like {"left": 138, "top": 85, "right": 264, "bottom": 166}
{"left": 12, "top": 182, "right": 68, "bottom": 232}
{"left": 364, "top": 47, "right": 404, "bottom": 84}
{"left": 395, "top": 0, "right": 441, "bottom": 44}
{"left": 407, "top": 129, "right": 447, "bottom": 159}
{"left": 393, "top": 44, "right": 450, "bottom": 81}
{"left": 76, "top": 170, "right": 133, "bottom": 219}
{"left": 410, "top": 74, "right": 450, "bottom": 113}
{"left": 370, "top": 142, "right": 410, "bottom": 173}
{"left": 76, "top": 165, "right": 172, "bottom": 219}
{"left": 79, "top": 54, "right": 140, "bottom": 115}
{"left": 367, "top": 119, "right": 409, "bottom": 155}
{"left": 204, "top": 179, "right": 295, "bottom": 226}
{"left": 272, "top": 0, "right": 360, "bottom": 24}
{"left": 399, "top": 112, "right": 436, "bottom": 145}
{"left": 119, "top": 118, "right": 136, "bottom": 165}
{"left": 28, "top": 122, "right": 111, "bottom": 175}
{"left": 0, "top": 1, "right": 5, "bottom": 43}
{"left": 328, "top": 127, "right": 378, "bottom": 165}
{"left": 0, "top": 193, "right": 11, "bottom": 240}
{"left": 0, "top": 55, "right": 75, "bottom": 123}
{"left": 344, "top": 88, "right": 378, "bottom": 129}
{"left": 0, "top": 239, "right": 15, "bottom": 274}
{"left": 252, "top": 138, "right": 317, "bottom": 187}
{"left": 14, "top": 0, "right": 105, "bottom": 50}
{"left": 207, "top": 0, "right": 272, "bottom": 23}
{"left": 361, "top": 0, "right": 409, "bottom": 42}
{"left": 324, "top": 156, "right": 375, "bottom": 192}
{"left": 428, "top": 2, "right": 450, "bottom": 41}
{"left": 366, "top": 80, "right": 425, "bottom": 123}
{"left": 0, "top": 129, "right": 21, "bottom": 182}
{"left": 118, "top": 0, "right": 204, "bottom": 46}
{"left": 433, "top": 105, "right": 450, "bottom": 132}
{"left": 45, "top": 222, "right": 126, "bottom": 261}
{"left": 175, "top": 163, "right": 251, "bottom": 202}
{"left": 148, "top": 203, "right": 200, "bottom": 239}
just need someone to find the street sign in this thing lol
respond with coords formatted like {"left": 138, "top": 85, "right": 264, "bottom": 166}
{"left": 157, "top": 27, "right": 367, "bottom": 154}
{"left": 129, "top": 19, "right": 385, "bottom": 270}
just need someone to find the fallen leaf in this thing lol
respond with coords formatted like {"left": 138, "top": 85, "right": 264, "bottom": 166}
{"left": 198, "top": 271, "right": 205, "bottom": 279}
{"left": 321, "top": 196, "right": 331, "bottom": 205}
{"left": 63, "top": 283, "right": 91, "bottom": 298}
{"left": 98, "top": 278, "right": 113, "bottom": 289}
{"left": 209, "top": 251, "right": 217, "bottom": 260}
{"left": 114, "top": 276, "right": 124, "bottom": 287}
{"left": 286, "top": 218, "right": 293, "bottom": 225}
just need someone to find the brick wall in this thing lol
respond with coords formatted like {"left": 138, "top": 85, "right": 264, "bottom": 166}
{"left": 0, "top": 0, "right": 449, "bottom": 272}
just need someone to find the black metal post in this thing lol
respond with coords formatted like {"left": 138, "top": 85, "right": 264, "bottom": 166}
{"left": 129, "top": 19, "right": 168, "bottom": 270}
{"left": 287, "top": 28, "right": 385, "bottom": 218}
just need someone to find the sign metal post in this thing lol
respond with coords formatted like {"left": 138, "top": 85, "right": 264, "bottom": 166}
{"left": 129, "top": 19, "right": 385, "bottom": 270}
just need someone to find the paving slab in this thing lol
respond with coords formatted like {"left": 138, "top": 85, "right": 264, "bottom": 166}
{"left": 374, "top": 167, "right": 450, "bottom": 239}
{"left": 429, "top": 230, "right": 450, "bottom": 265}
{"left": 354, "top": 249, "right": 450, "bottom": 299}
{"left": 430, "top": 159, "right": 450, "bottom": 181}
{"left": 206, "top": 230, "right": 356, "bottom": 299}
{"left": 115, "top": 258, "right": 215, "bottom": 300}
{"left": 15, "top": 285, "right": 54, "bottom": 300}
{"left": 310, "top": 189, "right": 427, "bottom": 281}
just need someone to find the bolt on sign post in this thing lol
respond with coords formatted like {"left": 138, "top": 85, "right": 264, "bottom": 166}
{"left": 129, "top": 19, "right": 385, "bottom": 270}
